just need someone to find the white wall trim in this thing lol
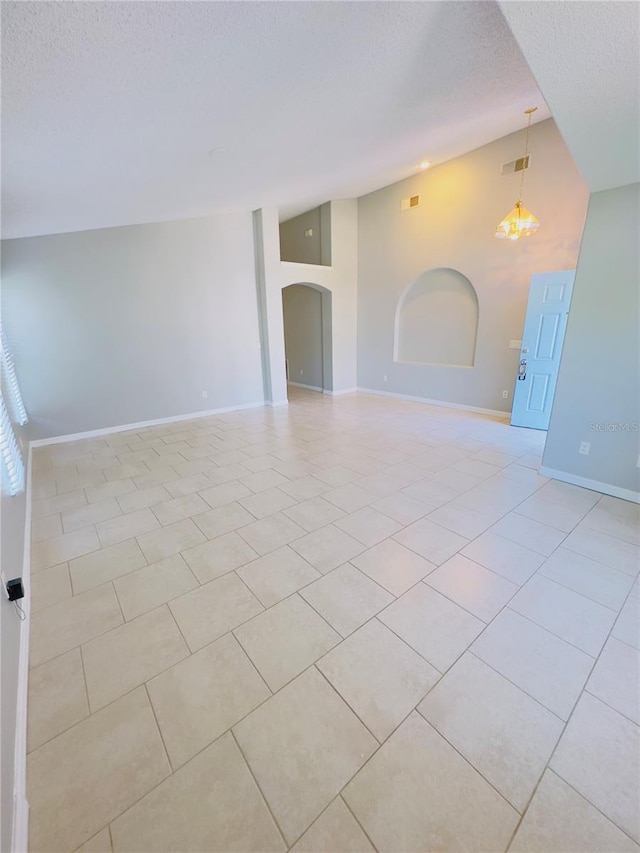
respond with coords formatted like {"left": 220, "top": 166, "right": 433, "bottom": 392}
{"left": 539, "top": 466, "right": 640, "bottom": 504}
{"left": 12, "top": 442, "right": 32, "bottom": 853}
{"left": 356, "top": 387, "right": 508, "bottom": 419}
{"left": 29, "top": 401, "right": 267, "bottom": 447}
{"left": 324, "top": 387, "right": 358, "bottom": 396}
{"left": 266, "top": 400, "right": 289, "bottom": 408}
{"left": 288, "top": 382, "right": 323, "bottom": 392}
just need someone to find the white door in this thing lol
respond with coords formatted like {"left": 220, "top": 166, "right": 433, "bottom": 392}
{"left": 511, "top": 269, "right": 575, "bottom": 430}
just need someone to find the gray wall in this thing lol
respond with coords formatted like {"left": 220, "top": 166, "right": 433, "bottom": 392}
{"left": 282, "top": 284, "right": 324, "bottom": 389}
{"left": 279, "top": 203, "right": 332, "bottom": 266}
{"left": 357, "top": 118, "right": 590, "bottom": 412}
{"left": 1, "top": 429, "right": 27, "bottom": 853}
{"left": 543, "top": 182, "right": 640, "bottom": 495}
{"left": 1, "top": 214, "right": 265, "bottom": 439}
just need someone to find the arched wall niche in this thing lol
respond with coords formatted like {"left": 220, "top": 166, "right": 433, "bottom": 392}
{"left": 394, "top": 268, "right": 479, "bottom": 367}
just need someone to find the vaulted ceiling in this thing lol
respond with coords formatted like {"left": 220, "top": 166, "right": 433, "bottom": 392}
{"left": 2, "top": 1, "right": 550, "bottom": 239}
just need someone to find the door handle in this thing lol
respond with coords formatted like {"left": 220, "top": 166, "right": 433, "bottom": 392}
{"left": 517, "top": 359, "right": 527, "bottom": 381}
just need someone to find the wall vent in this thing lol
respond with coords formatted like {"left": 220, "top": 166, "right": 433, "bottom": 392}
{"left": 401, "top": 195, "right": 420, "bottom": 211}
{"left": 501, "top": 154, "right": 530, "bottom": 176}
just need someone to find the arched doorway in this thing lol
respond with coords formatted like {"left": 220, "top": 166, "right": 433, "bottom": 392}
{"left": 282, "top": 283, "right": 333, "bottom": 396}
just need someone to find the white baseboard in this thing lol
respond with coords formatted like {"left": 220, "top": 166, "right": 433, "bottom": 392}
{"left": 324, "top": 388, "right": 358, "bottom": 397}
{"left": 539, "top": 466, "right": 640, "bottom": 503}
{"left": 266, "top": 400, "right": 289, "bottom": 408}
{"left": 29, "top": 401, "right": 268, "bottom": 447}
{"left": 12, "top": 443, "right": 32, "bottom": 853}
{"left": 288, "top": 382, "right": 323, "bottom": 392}
{"left": 356, "top": 387, "right": 508, "bottom": 419}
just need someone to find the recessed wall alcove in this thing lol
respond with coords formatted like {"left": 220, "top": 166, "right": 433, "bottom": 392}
{"left": 394, "top": 267, "right": 479, "bottom": 367}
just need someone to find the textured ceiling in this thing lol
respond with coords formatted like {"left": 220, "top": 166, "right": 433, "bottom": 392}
{"left": 500, "top": 0, "right": 640, "bottom": 193}
{"left": 2, "top": 1, "right": 550, "bottom": 239}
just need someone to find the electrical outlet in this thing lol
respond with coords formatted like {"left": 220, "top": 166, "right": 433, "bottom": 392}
{"left": 299, "top": 370, "right": 303, "bottom": 376}
{"left": 636, "top": 453, "right": 640, "bottom": 468}
{"left": 201, "top": 390, "right": 208, "bottom": 399}
{"left": 579, "top": 441, "right": 590, "bottom": 455}
{"left": 383, "top": 375, "right": 388, "bottom": 382}
{"left": 502, "top": 390, "right": 508, "bottom": 399}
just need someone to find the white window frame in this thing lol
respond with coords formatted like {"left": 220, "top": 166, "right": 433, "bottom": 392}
{"left": 0, "top": 324, "right": 28, "bottom": 496}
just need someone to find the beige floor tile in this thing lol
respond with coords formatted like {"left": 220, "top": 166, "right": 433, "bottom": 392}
{"left": 199, "top": 480, "right": 253, "bottom": 509}
{"left": 312, "top": 465, "right": 360, "bottom": 487}
{"left": 613, "top": 582, "right": 640, "bottom": 649}
{"left": 113, "top": 553, "right": 198, "bottom": 621}
{"left": 426, "top": 502, "right": 497, "bottom": 539}
{"left": 169, "top": 572, "right": 263, "bottom": 651}
{"left": 318, "top": 619, "right": 439, "bottom": 741}
{"left": 82, "top": 606, "right": 189, "bottom": 711}
{"left": 587, "top": 636, "right": 640, "bottom": 723}
{"left": 192, "top": 500, "right": 255, "bottom": 538}
{"left": 115, "top": 485, "right": 170, "bottom": 515}
{"left": 551, "top": 693, "right": 640, "bottom": 842}
{"left": 290, "top": 798, "right": 374, "bottom": 853}
{"left": 182, "top": 531, "right": 259, "bottom": 583}
{"left": 371, "top": 491, "right": 429, "bottom": 525}
{"left": 28, "top": 688, "right": 170, "bottom": 853}
{"left": 30, "top": 584, "right": 123, "bottom": 668}
{"left": 539, "top": 547, "right": 635, "bottom": 610}
{"left": 563, "top": 522, "right": 640, "bottom": 576}
{"left": 280, "top": 475, "right": 332, "bottom": 501}
{"left": 234, "top": 594, "right": 340, "bottom": 690}
{"left": 69, "top": 538, "right": 147, "bottom": 594}
{"left": 33, "top": 489, "right": 87, "bottom": 519}
{"left": 401, "top": 477, "right": 459, "bottom": 510}
{"left": 103, "top": 461, "right": 152, "bottom": 482}
{"left": 132, "top": 466, "right": 180, "bottom": 488}
{"left": 75, "top": 827, "right": 113, "bottom": 852}
{"left": 291, "top": 525, "right": 365, "bottom": 574}
{"left": 343, "top": 712, "right": 518, "bottom": 852}
{"left": 472, "top": 608, "right": 594, "bottom": 719}
{"left": 334, "top": 507, "right": 402, "bottom": 547}
{"left": 378, "top": 583, "right": 484, "bottom": 671}
{"left": 62, "top": 498, "right": 122, "bottom": 534}
{"left": 30, "top": 562, "right": 72, "bottom": 612}
{"left": 28, "top": 648, "right": 89, "bottom": 752}
{"left": 237, "top": 511, "right": 306, "bottom": 556}
{"left": 147, "top": 633, "right": 270, "bottom": 768}
{"left": 323, "top": 484, "right": 374, "bottom": 513}
{"left": 85, "top": 478, "right": 137, "bottom": 504}
{"left": 515, "top": 497, "right": 589, "bottom": 533}
{"left": 418, "top": 654, "right": 563, "bottom": 810}
{"left": 460, "top": 531, "right": 544, "bottom": 585}
{"left": 96, "top": 507, "right": 160, "bottom": 547}
{"left": 238, "top": 486, "right": 298, "bottom": 519}
{"left": 240, "top": 468, "right": 290, "bottom": 492}
{"left": 393, "top": 517, "right": 468, "bottom": 566}
{"left": 151, "top": 492, "right": 210, "bottom": 526}
{"left": 350, "top": 538, "right": 436, "bottom": 596}
{"left": 510, "top": 769, "right": 640, "bottom": 852}
{"left": 237, "top": 546, "right": 321, "bottom": 607}
{"left": 136, "top": 517, "right": 206, "bottom": 563}
{"left": 300, "top": 564, "right": 393, "bottom": 638}
{"left": 283, "top": 496, "right": 346, "bottom": 532}
{"left": 110, "top": 733, "right": 284, "bottom": 852}
{"left": 425, "top": 553, "right": 518, "bottom": 622}
{"left": 234, "top": 666, "right": 377, "bottom": 845}
{"left": 489, "top": 512, "right": 566, "bottom": 556}
{"left": 31, "top": 512, "right": 63, "bottom": 542}
{"left": 31, "top": 525, "right": 101, "bottom": 572}
{"left": 510, "top": 575, "right": 617, "bottom": 656}
{"left": 163, "top": 472, "right": 212, "bottom": 498}
{"left": 587, "top": 498, "right": 640, "bottom": 546}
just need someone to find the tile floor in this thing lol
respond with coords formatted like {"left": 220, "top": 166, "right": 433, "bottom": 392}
{"left": 27, "top": 388, "right": 640, "bottom": 852}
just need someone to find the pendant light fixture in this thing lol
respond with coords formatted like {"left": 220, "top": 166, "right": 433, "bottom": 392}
{"left": 495, "top": 107, "right": 540, "bottom": 241}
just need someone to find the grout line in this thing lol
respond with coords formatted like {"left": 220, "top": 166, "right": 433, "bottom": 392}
{"left": 229, "top": 729, "right": 289, "bottom": 849}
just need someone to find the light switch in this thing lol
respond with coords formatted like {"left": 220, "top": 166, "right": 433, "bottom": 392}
{"left": 304, "top": 228, "right": 313, "bottom": 238}
{"left": 508, "top": 340, "right": 522, "bottom": 350}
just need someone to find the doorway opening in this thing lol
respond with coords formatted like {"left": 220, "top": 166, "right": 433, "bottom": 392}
{"left": 282, "top": 283, "right": 333, "bottom": 398}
